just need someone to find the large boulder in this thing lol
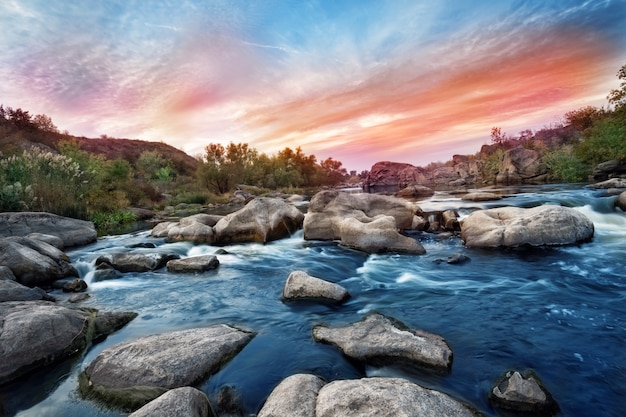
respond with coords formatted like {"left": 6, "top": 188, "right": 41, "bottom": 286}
{"left": 617, "top": 191, "right": 626, "bottom": 211}
{"left": 80, "top": 325, "right": 255, "bottom": 410}
{"left": 339, "top": 216, "right": 426, "bottom": 254}
{"left": 129, "top": 387, "right": 214, "bottom": 417}
{"left": 490, "top": 370, "right": 559, "bottom": 416}
{"left": 282, "top": 270, "right": 350, "bottom": 304}
{"left": 213, "top": 198, "right": 304, "bottom": 244}
{"left": 586, "top": 178, "right": 626, "bottom": 189}
{"left": 258, "top": 375, "right": 479, "bottom": 417}
{"left": 363, "top": 161, "right": 426, "bottom": 191}
{"left": 592, "top": 159, "right": 626, "bottom": 181}
{"left": 496, "top": 147, "right": 547, "bottom": 184}
{"left": 461, "top": 205, "right": 594, "bottom": 248}
{"left": 304, "top": 190, "right": 416, "bottom": 241}
{"left": 257, "top": 374, "right": 325, "bottom": 417}
{"left": 95, "top": 252, "right": 178, "bottom": 273}
{"left": 0, "top": 236, "right": 77, "bottom": 287}
{"left": 0, "top": 302, "right": 134, "bottom": 384}
{"left": 0, "top": 212, "right": 96, "bottom": 247}
{"left": 312, "top": 314, "right": 453, "bottom": 374}
{"left": 166, "top": 255, "right": 220, "bottom": 273}
{"left": 395, "top": 184, "right": 434, "bottom": 198}
{"left": 0, "top": 279, "right": 52, "bottom": 302}
{"left": 153, "top": 214, "right": 223, "bottom": 243}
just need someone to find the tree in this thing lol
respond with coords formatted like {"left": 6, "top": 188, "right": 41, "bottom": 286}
{"left": 564, "top": 106, "right": 606, "bottom": 132}
{"left": 32, "top": 114, "right": 59, "bottom": 133}
{"left": 319, "top": 157, "right": 347, "bottom": 185}
{"left": 607, "top": 64, "right": 626, "bottom": 113}
{"left": 196, "top": 142, "right": 258, "bottom": 194}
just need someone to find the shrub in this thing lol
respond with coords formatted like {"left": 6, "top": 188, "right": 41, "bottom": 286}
{"left": 542, "top": 146, "right": 589, "bottom": 183}
{"left": 575, "top": 117, "right": 626, "bottom": 164}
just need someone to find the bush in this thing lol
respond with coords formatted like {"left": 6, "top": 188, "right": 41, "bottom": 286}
{"left": 90, "top": 210, "right": 138, "bottom": 235}
{"left": 542, "top": 146, "right": 588, "bottom": 183}
{"left": 575, "top": 117, "right": 626, "bottom": 164}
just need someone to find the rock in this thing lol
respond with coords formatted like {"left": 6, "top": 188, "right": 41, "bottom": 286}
{"left": 0, "top": 265, "right": 16, "bottom": 281}
{"left": 430, "top": 166, "right": 462, "bottom": 185}
{"left": 26, "top": 232, "right": 64, "bottom": 249}
{"left": 129, "top": 387, "right": 213, "bottom": 417}
{"left": 0, "top": 279, "right": 52, "bottom": 302}
{"left": 164, "top": 214, "right": 222, "bottom": 244}
{"left": 215, "top": 385, "right": 246, "bottom": 417}
{"left": 363, "top": 161, "right": 426, "bottom": 191}
{"left": 166, "top": 255, "right": 220, "bottom": 273}
{"left": 0, "top": 237, "right": 78, "bottom": 287}
{"left": 442, "top": 209, "right": 460, "bottom": 231}
{"left": 80, "top": 325, "right": 255, "bottom": 410}
{"left": 126, "top": 207, "right": 154, "bottom": 220}
{"left": 592, "top": 159, "right": 626, "bottom": 181}
{"left": 617, "top": 191, "right": 626, "bottom": 211}
{"left": 68, "top": 293, "right": 91, "bottom": 303}
{"left": 339, "top": 216, "right": 426, "bottom": 254}
{"left": 150, "top": 221, "right": 178, "bottom": 238}
{"left": 0, "top": 212, "right": 96, "bottom": 247}
{"left": 461, "top": 192, "right": 502, "bottom": 201}
{"left": 93, "top": 311, "right": 138, "bottom": 343}
{"left": 496, "top": 147, "right": 547, "bottom": 184}
{"left": 95, "top": 252, "right": 179, "bottom": 273}
{"left": 316, "top": 377, "right": 478, "bottom": 417}
{"left": 304, "top": 190, "right": 417, "bottom": 241}
{"left": 282, "top": 270, "right": 350, "bottom": 303}
{"left": 62, "top": 278, "right": 88, "bottom": 293}
{"left": 490, "top": 370, "right": 559, "bottom": 416}
{"left": 127, "top": 242, "right": 157, "bottom": 249}
{"left": 92, "top": 264, "right": 123, "bottom": 282}
{"left": 461, "top": 206, "right": 594, "bottom": 248}
{"left": 395, "top": 184, "right": 435, "bottom": 198}
{"left": 447, "top": 253, "right": 470, "bottom": 264}
{"left": 257, "top": 374, "right": 325, "bottom": 417}
{"left": 586, "top": 178, "right": 626, "bottom": 189}
{"left": 312, "top": 313, "right": 453, "bottom": 373}
{"left": 214, "top": 198, "right": 304, "bottom": 244}
{"left": 0, "top": 301, "right": 93, "bottom": 384}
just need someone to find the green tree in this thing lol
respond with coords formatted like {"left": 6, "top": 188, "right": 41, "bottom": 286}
{"left": 575, "top": 117, "right": 626, "bottom": 164}
{"left": 607, "top": 64, "right": 626, "bottom": 113}
{"left": 197, "top": 142, "right": 258, "bottom": 194}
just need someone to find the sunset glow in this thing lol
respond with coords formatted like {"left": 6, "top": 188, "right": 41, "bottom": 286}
{"left": 1, "top": 1, "right": 624, "bottom": 170}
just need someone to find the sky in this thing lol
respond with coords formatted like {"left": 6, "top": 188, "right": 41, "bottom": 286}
{"left": 1, "top": 0, "right": 625, "bottom": 172}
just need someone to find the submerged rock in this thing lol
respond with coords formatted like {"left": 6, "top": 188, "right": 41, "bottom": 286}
{"left": 339, "top": 216, "right": 425, "bottom": 254}
{"left": 0, "top": 212, "right": 96, "bottom": 247}
{"left": 128, "top": 387, "right": 214, "bottom": 417}
{"left": 312, "top": 313, "right": 453, "bottom": 373}
{"left": 490, "top": 370, "right": 559, "bottom": 416}
{"left": 258, "top": 375, "right": 479, "bottom": 417}
{"left": 461, "top": 205, "right": 594, "bottom": 248}
{"left": 166, "top": 255, "right": 220, "bottom": 273}
{"left": 282, "top": 270, "right": 349, "bottom": 304}
{"left": 80, "top": 325, "right": 255, "bottom": 410}
{"left": 214, "top": 197, "right": 304, "bottom": 244}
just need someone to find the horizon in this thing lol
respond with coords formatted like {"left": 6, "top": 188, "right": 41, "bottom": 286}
{"left": 1, "top": 1, "right": 625, "bottom": 172}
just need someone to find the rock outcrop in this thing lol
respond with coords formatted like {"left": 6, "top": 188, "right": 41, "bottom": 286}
{"left": 490, "top": 370, "right": 559, "bottom": 416}
{"left": 0, "top": 236, "right": 77, "bottom": 287}
{"left": 166, "top": 255, "right": 220, "bottom": 273}
{"left": 592, "top": 159, "right": 626, "bottom": 181}
{"left": 363, "top": 161, "right": 426, "bottom": 192}
{"left": 496, "top": 147, "right": 547, "bottom": 184}
{"left": 339, "top": 216, "right": 425, "bottom": 254}
{"left": 282, "top": 270, "right": 349, "bottom": 304}
{"left": 258, "top": 375, "right": 479, "bottom": 417}
{"left": 80, "top": 325, "right": 254, "bottom": 410}
{"left": 312, "top": 313, "right": 453, "bottom": 373}
{"left": 0, "top": 212, "right": 96, "bottom": 247}
{"left": 213, "top": 198, "right": 304, "bottom": 244}
{"left": 128, "top": 387, "right": 213, "bottom": 417}
{"left": 461, "top": 205, "right": 594, "bottom": 248}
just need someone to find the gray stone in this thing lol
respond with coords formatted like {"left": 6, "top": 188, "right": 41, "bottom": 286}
{"left": 257, "top": 374, "right": 325, "bottom": 417}
{"left": 461, "top": 206, "right": 594, "bottom": 248}
{"left": 339, "top": 216, "right": 425, "bottom": 254}
{"left": 313, "top": 314, "right": 452, "bottom": 373}
{"left": 26, "top": 232, "right": 64, "bottom": 249}
{"left": 282, "top": 270, "right": 349, "bottom": 303}
{"left": 617, "top": 191, "right": 626, "bottom": 211}
{"left": 0, "top": 212, "right": 96, "bottom": 247}
{"left": 166, "top": 255, "right": 220, "bottom": 273}
{"left": 0, "top": 237, "right": 77, "bottom": 287}
{"left": 68, "top": 293, "right": 91, "bottom": 303}
{"left": 164, "top": 213, "right": 222, "bottom": 243}
{"left": 395, "top": 184, "right": 435, "bottom": 198}
{"left": 447, "top": 253, "right": 470, "bottom": 264}
{"left": 62, "top": 278, "right": 88, "bottom": 293}
{"left": 80, "top": 325, "right": 255, "bottom": 409}
{"left": 0, "top": 279, "right": 50, "bottom": 302}
{"left": 586, "top": 177, "right": 626, "bottom": 189}
{"left": 490, "top": 370, "right": 559, "bottom": 415}
{"left": 129, "top": 387, "right": 213, "bottom": 417}
{"left": 0, "top": 265, "right": 16, "bottom": 281}
{"left": 150, "top": 221, "right": 178, "bottom": 238}
{"left": 95, "top": 252, "right": 178, "bottom": 273}
{"left": 93, "top": 311, "right": 138, "bottom": 343}
{"left": 316, "top": 377, "right": 479, "bottom": 417}
{"left": 461, "top": 192, "right": 502, "bottom": 201}
{"left": 214, "top": 197, "right": 304, "bottom": 244}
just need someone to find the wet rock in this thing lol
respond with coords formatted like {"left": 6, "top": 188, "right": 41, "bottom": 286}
{"left": 62, "top": 278, "right": 88, "bottom": 293}
{"left": 80, "top": 325, "right": 255, "bottom": 410}
{"left": 0, "top": 236, "right": 77, "bottom": 287}
{"left": 586, "top": 177, "right": 626, "bottom": 189}
{"left": 95, "top": 252, "right": 179, "bottom": 273}
{"left": 462, "top": 192, "right": 502, "bottom": 201}
{"left": 442, "top": 209, "right": 460, "bottom": 231}
{"left": 92, "top": 264, "right": 123, "bottom": 282}
{"left": 490, "top": 370, "right": 559, "bottom": 416}
{"left": 616, "top": 191, "right": 626, "bottom": 211}
{"left": 26, "top": 232, "right": 64, "bottom": 249}
{"left": 0, "top": 265, "right": 16, "bottom": 281}
{"left": 304, "top": 190, "right": 417, "bottom": 241}
{"left": 0, "top": 301, "right": 93, "bottom": 384}
{"left": 395, "top": 184, "right": 435, "bottom": 198}
{"left": 164, "top": 213, "right": 222, "bottom": 244}
{"left": 461, "top": 206, "right": 594, "bottom": 248}
{"left": 446, "top": 253, "right": 470, "bottom": 264}
{"left": 127, "top": 242, "right": 156, "bottom": 249}
{"left": 339, "top": 216, "right": 426, "bottom": 254}
{"left": 215, "top": 385, "right": 245, "bottom": 417}
{"left": 282, "top": 270, "right": 349, "bottom": 304}
{"left": 316, "top": 377, "right": 479, "bottom": 417}
{"left": 93, "top": 311, "right": 138, "bottom": 343}
{"left": 68, "top": 293, "right": 91, "bottom": 303}
{"left": 0, "top": 278, "right": 51, "bottom": 302}
{"left": 313, "top": 313, "right": 452, "bottom": 373}
{"left": 257, "top": 374, "right": 325, "bottom": 417}
{"left": 166, "top": 255, "right": 220, "bottom": 273}
{"left": 0, "top": 212, "right": 96, "bottom": 247}
{"left": 214, "top": 197, "right": 304, "bottom": 244}
{"left": 128, "top": 387, "right": 213, "bottom": 417}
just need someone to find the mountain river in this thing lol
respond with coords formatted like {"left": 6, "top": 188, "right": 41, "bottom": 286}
{"left": 1, "top": 184, "right": 625, "bottom": 417}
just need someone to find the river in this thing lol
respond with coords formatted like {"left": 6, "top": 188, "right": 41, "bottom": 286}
{"left": 3, "top": 184, "right": 625, "bottom": 417}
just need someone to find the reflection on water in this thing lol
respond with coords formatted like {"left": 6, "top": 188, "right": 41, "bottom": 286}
{"left": 4, "top": 185, "right": 626, "bottom": 417}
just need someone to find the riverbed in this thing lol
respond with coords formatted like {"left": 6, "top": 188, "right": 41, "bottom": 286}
{"left": 3, "top": 184, "right": 625, "bottom": 417}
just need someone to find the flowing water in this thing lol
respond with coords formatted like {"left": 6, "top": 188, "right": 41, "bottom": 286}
{"left": 2, "top": 185, "right": 625, "bottom": 417}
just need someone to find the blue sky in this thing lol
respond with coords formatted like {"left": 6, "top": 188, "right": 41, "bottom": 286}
{"left": 1, "top": 0, "right": 624, "bottom": 170}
